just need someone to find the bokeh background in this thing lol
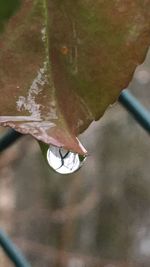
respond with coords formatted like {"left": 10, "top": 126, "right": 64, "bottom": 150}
{"left": 0, "top": 49, "right": 150, "bottom": 267}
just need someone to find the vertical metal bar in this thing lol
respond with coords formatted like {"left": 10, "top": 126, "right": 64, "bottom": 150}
{"left": 119, "top": 89, "right": 150, "bottom": 134}
{"left": 0, "top": 230, "right": 32, "bottom": 267}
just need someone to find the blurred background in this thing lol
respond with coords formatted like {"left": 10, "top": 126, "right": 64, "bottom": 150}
{"left": 0, "top": 49, "right": 150, "bottom": 267}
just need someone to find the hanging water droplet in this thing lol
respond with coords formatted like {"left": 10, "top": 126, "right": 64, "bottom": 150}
{"left": 47, "top": 145, "right": 87, "bottom": 174}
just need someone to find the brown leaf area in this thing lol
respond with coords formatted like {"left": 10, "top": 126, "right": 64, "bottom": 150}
{"left": 0, "top": 0, "right": 150, "bottom": 153}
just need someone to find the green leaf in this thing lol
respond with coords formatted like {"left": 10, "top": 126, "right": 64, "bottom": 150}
{"left": 0, "top": 0, "right": 150, "bottom": 154}
{"left": 0, "top": 0, "right": 21, "bottom": 32}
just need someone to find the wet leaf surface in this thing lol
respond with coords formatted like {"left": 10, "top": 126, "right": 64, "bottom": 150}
{"left": 0, "top": 0, "right": 150, "bottom": 153}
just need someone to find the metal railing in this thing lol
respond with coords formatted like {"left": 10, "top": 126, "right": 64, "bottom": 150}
{"left": 0, "top": 230, "right": 31, "bottom": 267}
{"left": 119, "top": 89, "right": 150, "bottom": 134}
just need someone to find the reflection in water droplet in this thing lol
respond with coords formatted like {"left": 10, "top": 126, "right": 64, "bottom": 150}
{"left": 47, "top": 145, "right": 87, "bottom": 174}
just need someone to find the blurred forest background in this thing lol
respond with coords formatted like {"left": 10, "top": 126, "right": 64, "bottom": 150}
{"left": 0, "top": 49, "right": 150, "bottom": 267}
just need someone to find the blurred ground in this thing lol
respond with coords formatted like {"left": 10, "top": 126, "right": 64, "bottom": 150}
{"left": 0, "top": 49, "right": 150, "bottom": 267}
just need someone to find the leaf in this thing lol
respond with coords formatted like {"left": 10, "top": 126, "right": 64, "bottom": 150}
{"left": 0, "top": 0, "right": 150, "bottom": 154}
{"left": 0, "top": 0, "right": 21, "bottom": 32}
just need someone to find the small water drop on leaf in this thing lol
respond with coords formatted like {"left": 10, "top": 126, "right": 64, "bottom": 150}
{"left": 47, "top": 145, "right": 86, "bottom": 174}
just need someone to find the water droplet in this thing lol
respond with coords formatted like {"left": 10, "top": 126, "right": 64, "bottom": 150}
{"left": 47, "top": 145, "right": 87, "bottom": 174}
